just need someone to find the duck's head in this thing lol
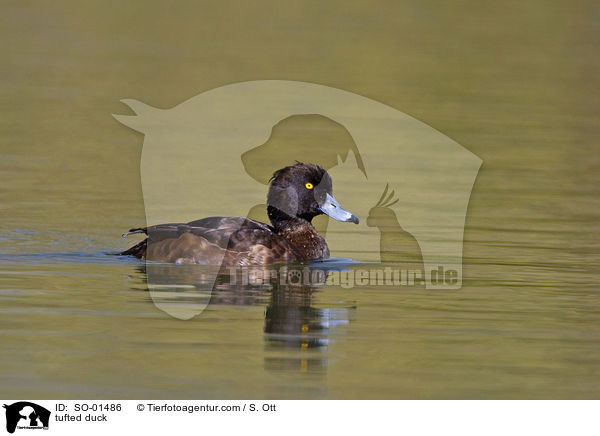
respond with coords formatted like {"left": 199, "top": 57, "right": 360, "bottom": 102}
{"left": 267, "top": 162, "right": 359, "bottom": 229}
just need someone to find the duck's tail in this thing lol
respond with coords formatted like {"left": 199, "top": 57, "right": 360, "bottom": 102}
{"left": 121, "top": 227, "right": 148, "bottom": 258}
{"left": 122, "top": 227, "right": 147, "bottom": 238}
{"left": 120, "top": 238, "right": 147, "bottom": 258}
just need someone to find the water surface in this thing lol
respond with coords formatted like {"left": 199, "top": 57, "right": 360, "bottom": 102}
{"left": 1, "top": 0, "right": 599, "bottom": 398}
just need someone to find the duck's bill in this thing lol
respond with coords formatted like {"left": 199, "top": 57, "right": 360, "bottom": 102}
{"left": 319, "top": 193, "right": 360, "bottom": 224}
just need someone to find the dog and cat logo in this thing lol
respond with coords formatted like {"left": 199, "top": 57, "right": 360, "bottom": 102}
{"left": 115, "top": 80, "right": 482, "bottom": 320}
{"left": 3, "top": 402, "right": 50, "bottom": 433}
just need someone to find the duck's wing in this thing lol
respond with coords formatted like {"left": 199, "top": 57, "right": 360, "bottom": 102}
{"left": 123, "top": 217, "right": 280, "bottom": 250}
{"left": 186, "top": 216, "right": 273, "bottom": 232}
{"left": 141, "top": 217, "right": 273, "bottom": 248}
{"left": 121, "top": 216, "right": 299, "bottom": 264}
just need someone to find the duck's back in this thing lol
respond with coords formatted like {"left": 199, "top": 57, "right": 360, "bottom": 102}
{"left": 122, "top": 216, "right": 305, "bottom": 265}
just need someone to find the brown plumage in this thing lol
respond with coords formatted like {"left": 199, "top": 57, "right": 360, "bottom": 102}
{"left": 121, "top": 163, "right": 358, "bottom": 266}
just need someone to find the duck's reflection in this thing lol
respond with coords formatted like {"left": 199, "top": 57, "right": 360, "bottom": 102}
{"left": 263, "top": 278, "right": 350, "bottom": 374}
{"left": 135, "top": 262, "right": 352, "bottom": 375}
{"left": 264, "top": 287, "right": 328, "bottom": 349}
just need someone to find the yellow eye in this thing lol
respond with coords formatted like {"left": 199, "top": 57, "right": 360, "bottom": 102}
{"left": 305, "top": 183, "right": 314, "bottom": 190}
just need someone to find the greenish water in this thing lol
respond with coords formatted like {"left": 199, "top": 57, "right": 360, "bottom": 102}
{"left": 1, "top": 1, "right": 599, "bottom": 398}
